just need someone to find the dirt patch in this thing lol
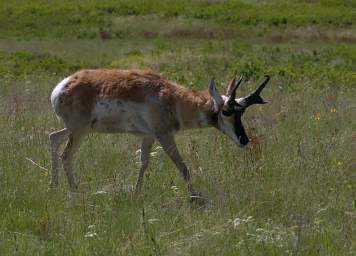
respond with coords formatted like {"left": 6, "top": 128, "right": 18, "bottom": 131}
{"left": 265, "top": 27, "right": 356, "bottom": 43}
{"left": 166, "top": 28, "right": 237, "bottom": 40}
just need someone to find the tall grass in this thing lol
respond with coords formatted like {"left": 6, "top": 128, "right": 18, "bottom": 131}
{"left": 0, "top": 1, "right": 355, "bottom": 255}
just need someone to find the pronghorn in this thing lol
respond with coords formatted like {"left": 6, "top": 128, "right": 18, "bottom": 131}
{"left": 49, "top": 69, "right": 270, "bottom": 197}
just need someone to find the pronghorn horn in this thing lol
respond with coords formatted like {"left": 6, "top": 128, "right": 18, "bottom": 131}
{"left": 230, "top": 75, "right": 243, "bottom": 99}
{"left": 244, "top": 75, "right": 270, "bottom": 106}
{"left": 228, "top": 75, "right": 243, "bottom": 107}
{"left": 226, "top": 77, "right": 236, "bottom": 96}
{"left": 252, "top": 75, "right": 270, "bottom": 96}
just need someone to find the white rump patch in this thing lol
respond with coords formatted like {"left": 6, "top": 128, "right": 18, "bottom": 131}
{"left": 51, "top": 76, "right": 71, "bottom": 108}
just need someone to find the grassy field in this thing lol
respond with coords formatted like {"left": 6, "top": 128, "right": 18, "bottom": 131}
{"left": 0, "top": 1, "right": 355, "bottom": 255}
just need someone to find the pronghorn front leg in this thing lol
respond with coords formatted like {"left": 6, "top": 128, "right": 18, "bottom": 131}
{"left": 135, "top": 137, "right": 155, "bottom": 193}
{"left": 49, "top": 128, "right": 69, "bottom": 188}
{"left": 157, "top": 134, "right": 196, "bottom": 197}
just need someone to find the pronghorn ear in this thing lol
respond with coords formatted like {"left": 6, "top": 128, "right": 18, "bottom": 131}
{"left": 209, "top": 78, "right": 224, "bottom": 112}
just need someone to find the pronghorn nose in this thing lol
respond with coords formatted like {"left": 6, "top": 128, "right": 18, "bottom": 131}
{"left": 238, "top": 136, "right": 249, "bottom": 146}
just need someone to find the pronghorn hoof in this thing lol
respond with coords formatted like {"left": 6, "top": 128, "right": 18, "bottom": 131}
{"left": 48, "top": 182, "right": 58, "bottom": 191}
{"left": 69, "top": 184, "right": 78, "bottom": 192}
{"left": 47, "top": 186, "right": 58, "bottom": 192}
{"left": 189, "top": 192, "right": 205, "bottom": 205}
{"left": 132, "top": 184, "right": 140, "bottom": 193}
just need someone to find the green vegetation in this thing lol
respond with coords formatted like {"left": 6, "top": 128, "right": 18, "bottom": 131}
{"left": 0, "top": 1, "right": 355, "bottom": 255}
{"left": 1, "top": 0, "right": 356, "bottom": 38}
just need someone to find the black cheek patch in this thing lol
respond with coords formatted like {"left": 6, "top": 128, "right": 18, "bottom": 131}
{"left": 234, "top": 114, "right": 249, "bottom": 146}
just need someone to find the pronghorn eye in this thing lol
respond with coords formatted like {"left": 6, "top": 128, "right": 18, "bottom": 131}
{"left": 222, "top": 109, "right": 234, "bottom": 116}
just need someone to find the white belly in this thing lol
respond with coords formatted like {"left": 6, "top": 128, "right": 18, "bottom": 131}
{"left": 90, "top": 100, "right": 153, "bottom": 136}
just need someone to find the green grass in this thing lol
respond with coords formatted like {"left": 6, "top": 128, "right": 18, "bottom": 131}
{"left": 0, "top": 1, "right": 355, "bottom": 255}
{"left": 1, "top": 0, "right": 356, "bottom": 38}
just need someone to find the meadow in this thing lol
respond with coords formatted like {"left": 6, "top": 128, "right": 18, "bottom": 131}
{"left": 0, "top": 1, "right": 355, "bottom": 255}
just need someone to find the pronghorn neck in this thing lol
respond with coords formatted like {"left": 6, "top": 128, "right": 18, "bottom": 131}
{"left": 174, "top": 87, "right": 217, "bottom": 130}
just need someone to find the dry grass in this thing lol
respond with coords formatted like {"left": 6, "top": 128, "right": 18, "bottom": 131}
{"left": 265, "top": 27, "right": 356, "bottom": 44}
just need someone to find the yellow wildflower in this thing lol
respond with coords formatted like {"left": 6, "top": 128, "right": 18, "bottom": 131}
{"left": 314, "top": 112, "right": 321, "bottom": 121}
{"left": 330, "top": 107, "right": 337, "bottom": 113}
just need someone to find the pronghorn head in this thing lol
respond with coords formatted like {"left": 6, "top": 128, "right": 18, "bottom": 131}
{"left": 209, "top": 75, "right": 270, "bottom": 147}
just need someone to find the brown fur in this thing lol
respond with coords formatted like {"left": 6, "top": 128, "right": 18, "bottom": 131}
{"left": 60, "top": 69, "right": 215, "bottom": 131}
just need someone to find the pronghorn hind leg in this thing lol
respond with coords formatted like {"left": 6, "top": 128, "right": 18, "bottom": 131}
{"left": 135, "top": 137, "right": 155, "bottom": 193}
{"left": 157, "top": 134, "right": 197, "bottom": 197}
{"left": 49, "top": 128, "right": 69, "bottom": 189}
{"left": 61, "top": 131, "right": 85, "bottom": 191}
